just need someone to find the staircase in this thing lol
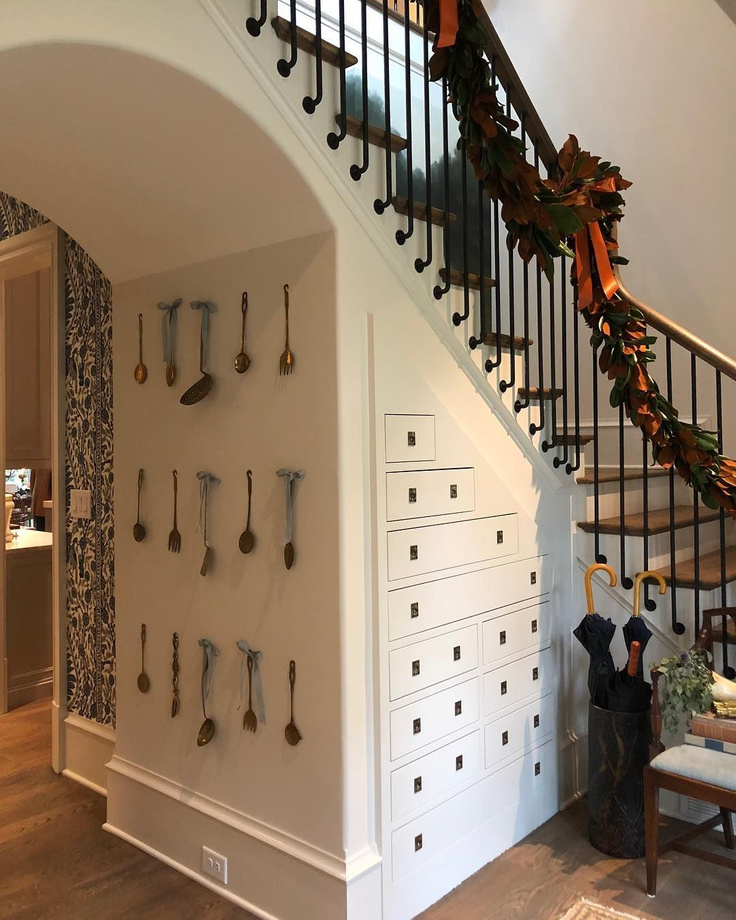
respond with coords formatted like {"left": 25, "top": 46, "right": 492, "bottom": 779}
{"left": 230, "top": 0, "right": 736, "bottom": 676}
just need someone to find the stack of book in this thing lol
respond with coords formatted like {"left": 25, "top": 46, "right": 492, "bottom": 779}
{"left": 684, "top": 712, "right": 736, "bottom": 754}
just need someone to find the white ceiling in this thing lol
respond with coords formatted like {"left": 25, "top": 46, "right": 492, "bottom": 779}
{"left": 0, "top": 43, "right": 332, "bottom": 283}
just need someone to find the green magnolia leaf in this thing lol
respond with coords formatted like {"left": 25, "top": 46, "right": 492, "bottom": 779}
{"left": 547, "top": 204, "right": 584, "bottom": 235}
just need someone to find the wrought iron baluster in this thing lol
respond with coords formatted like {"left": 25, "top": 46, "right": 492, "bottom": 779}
{"left": 415, "top": 9, "right": 433, "bottom": 272}
{"left": 327, "top": 0, "right": 348, "bottom": 149}
{"left": 592, "top": 339, "right": 606, "bottom": 564}
{"left": 567, "top": 290, "right": 583, "bottom": 474}
{"left": 433, "top": 76, "right": 452, "bottom": 299}
{"left": 691, "top": 353, "right": 701, "bottom": 638}
{"left": 553, "top": 255, "right": 569, "bottom": 468}
{"left": 374, "top": 0, "right": 393, "bottom": 214}
{"left": 396, "top": 0, "right": 415, "bottom": 244}
{"left": 302, "top": 0, "right": 324, "bottom": 112}
{"left": 528, "top": 143, "right": 546, "bottom": 433}
{"left": 452, "top": 137, "right": 470, "bottom": 324}
{"left": 246, "top": 0, "right": 268, "bottom": 36}
{"left": 716, "top": 371, "right": 734, "bottom": 676}
{"left": 276, "top": 0, "right": 299, "bottom": 77}
{"left": 666, "top": 339, "right": 685, "bottom": 634}
{"left": 350, "top": 0, "right": 370, "bottom": 180}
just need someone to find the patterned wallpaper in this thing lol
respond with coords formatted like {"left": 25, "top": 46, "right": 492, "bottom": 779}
{"left": 0, "top": 192, "right": 115, "bottom": 726}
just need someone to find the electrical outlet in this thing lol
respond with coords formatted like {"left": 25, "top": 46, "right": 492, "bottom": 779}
{"left": 202, "top": 846, "right": 228, "bottom": 885}
{"left": 70, "top": 489, "right": 91, "bottom": 520}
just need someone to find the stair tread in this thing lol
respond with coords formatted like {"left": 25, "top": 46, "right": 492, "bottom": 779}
{"left": 340, "top": 116, "right": 407, "bottom": 152}
{"left": 556, "top": 431, "right": 594, "bottom": 447}
{"left": 518, "top": 387, "right": 563, "bottom": 401}
{"left": 271, "top": 17, "right": 358, "bottom": 68}
{"left": 712, "top": 618, "right": 736, "bottom": 644}
{"left": 576, "top": 468, "right": 671, "bottom": 484}
{"left": 482, "top": 332, "right": 533, "bottom": 352}
{"left": 392, "top": 197, "right": 457, "bottom": 227}
{"left": 578, "top": 505, "right": 720, "bottom": 537}
{"left": 654, "top": 547, "right": 736, "bottom": 591}
{"left": 440, "top": 267, "right": 495, "bottom": 291}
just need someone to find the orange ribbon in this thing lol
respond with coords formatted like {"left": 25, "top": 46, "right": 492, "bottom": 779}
{"left": 575, "top": 222, "right": 618, "bottom": 310}
{"left": 437, "top": 0, "right": 460, "bottom": 48}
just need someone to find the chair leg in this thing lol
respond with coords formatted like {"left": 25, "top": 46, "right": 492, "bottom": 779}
{"left": 721, "top": 809, "right": 735, "bottom": 850}
{"left": 644, "top": 768, "right": 659, "bottom": 897}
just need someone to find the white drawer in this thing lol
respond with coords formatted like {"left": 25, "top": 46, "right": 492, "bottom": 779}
{"left": 385, "top": 414, "right": 435, "bottom": 463}
{"left": 387, "top": 515, "right": 518, "bottom": 582}
{"left": 391, "top": 731, "right": 481, "bottom": 822}
{"left": 392, "top": 741, "right": 555, "bottom": 879}
{"left": 482, "top": 601, "right": 551, "bottom": 666}
{"left": 386, "top": 468, "right": 475, "bottom": 521}
{"left": 390, "top": 678, "right": 479, "bottom": 761}
{"left": 389, "top": 626, "right": 478, "bottom": 701}
{"left": 484, "top": 693, "right": 554, "bottom": 769}
{"left": 482, "top": 648, "right": 552, "bottom": 717}
{"left": 388, "top": 556, "right": 550, "bottom": 641}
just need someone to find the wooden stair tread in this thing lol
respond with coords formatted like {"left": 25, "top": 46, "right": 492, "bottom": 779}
{"left": 392, "top": 197, "right": 457, "bottom": 227}
{"left": 576, "top": 468, "right": 671, "bottom": 484}
{"left": 482, "top": 332, "right": 533, "bottom": 352}
{"left": 654, "top": 547, "right": 736, "bottom": 591}
{"left": 518, "top": 387, "right": 563, "bottom": 401}
{"left": 439, "top": 268, "right": 495, "bottom": 291}
{"left": 556, "top": 431, "right": 594, "bottom": 447}
{"left": 578, "top": 505, "right": 720, "bottom": 537}
{"left": 712, "top": 618, "right": 736, "bottom": 644}
{"left": 340, "top": 116, "right": 407, "bottom": 152}
{"left": 271, "top": 17, "right": 358, "bottom": 68}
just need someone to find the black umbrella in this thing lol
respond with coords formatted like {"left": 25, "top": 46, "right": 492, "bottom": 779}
{"left": 621, "top": 571, "right": 664, "bottom": 677}
{"left": 574, "top": 563, "right": 618, "bottom": 705}
{"left": 599, "top": 640, "right": 653, "bottom": 713}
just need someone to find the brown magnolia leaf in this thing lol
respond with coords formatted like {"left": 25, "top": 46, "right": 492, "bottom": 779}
{"left": 573, "top": 205, "right": 603, "bottom": 225}
{"left": 657, "top": 446, "right": 676, "bottom": 468}
{"left": 558, "top": 135, "right": 579, "bottom": 173}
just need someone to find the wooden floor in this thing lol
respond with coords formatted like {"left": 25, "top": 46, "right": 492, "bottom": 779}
{"left": 2, "top": 700, "right": 734, "bottom": 919}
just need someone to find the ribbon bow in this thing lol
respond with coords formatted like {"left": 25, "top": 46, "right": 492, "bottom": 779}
{"left": 236, "top": 640, "right": 266, "bottom": 724}
{"left": 190, "top": 301, "right": 217, "bottom": 363}
{"left": 276, "top": 469, "right": 306, "bottom": 545}
{"left": 437, "top": 0, "right": 460, "bottom": 49}
{"left": 574, "top": 179, "right": 620, "bottom": 311}
{"left": 158, "top": 298, "right": 182, "bottom": 365}
{"left": 196, "top": 471, "right": 220, "bottom": 545}
{"left": 198, "top": 638, "right": 219, "bottom": 703}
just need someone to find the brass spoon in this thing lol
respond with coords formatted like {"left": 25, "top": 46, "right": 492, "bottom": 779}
{"left": 133, "top": 469, "right": 146, "bottom": 542}
{"left": 134, "top": 313, "right": 147, "bottom": 384}
{"left": 234, "top": 292, "right": 251, "bottom": 374}
{"left": 242, "top": 655, "right": 258, "bottom": 733}
{"left": 137, "top": 623, "right": 150, "bottom": 693}
{"left": 284, "top": 659, "right": 302, "bottom": 746}
{"left": 166, "top": 362, "right": 176, "bottom": 388}
{"left": 238, "top": 470, "right": 255, "bottom": 554}
{"left": 197, "top": 650, "right": 216, "bottom": 746}
{"left": 180, "top": 310, "right": 213, "bottom": 405}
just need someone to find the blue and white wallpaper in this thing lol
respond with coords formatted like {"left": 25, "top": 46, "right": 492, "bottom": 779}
{"left": 0, "top": 191, "right": 115, "bottom": 726}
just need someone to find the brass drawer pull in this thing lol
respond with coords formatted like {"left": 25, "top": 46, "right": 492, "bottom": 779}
{"left": 502, "top": 730, "right": 509, "bottom": 746}
{"left": 449, "top": 484, "right": 458, "bottom": 499}
{"left": 499, "top": 630, "right": 507, "bottom": 645}
{"left": 408, "top": 488, "right": 417, "bottom": 503}
{"left": 414, "top": 834, "right": 423, "bottom": 851}
{"left": 410, "top": 602, "right": 419, "bottom": 619}
{"left": 412, "top": 660, "right": 421, "bottom": 677}
{"left": 409, "top": 544, "right": 418, "bottom": 561}
{"left": 414, "top": 776, "right": 422, "bottom": 793}
{"left": 455, "top": 754, "right": 463, "bottom": 771}
{"left": 496, "top": 530, "right": 504, "bottom": 544}
{"left": 531, "top": 619, "right": 538, "bottom": 634}
{"left": 500, "top": 680, "right": 508, "bottom": 696}
{"left": 453, "top": 645, "right": 461, "bottom": 661}
{"left": 454, "top": 700, "right": 462, "bottom": 716}
{"left": 534, "top": 714, "right": 540, "bottom": 728}
{"left": 530, "top": 571, "right": 537, "bottom": 585}
{"left": 533, "top": 667, "right": 539, "bottom": 681}
{"left": 413, "top": 718, "right": 421, "bottom": 734}
{"left": 407, "top": 431, "right": 416, "bottom": 447}
{"left": 535, "top": 762, "right": 541, "bottom": 776}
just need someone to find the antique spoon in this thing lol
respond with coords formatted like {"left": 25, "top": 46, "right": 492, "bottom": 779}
{"left": 133, "top": 469, "right": 146, "bottom": 542}
{"left": 134, "top": 313, "right": 147, "bottom": 384}
{"left": 137, "top": 623, "right": 150, "bottom": 693}
{"left": 234, "top": 292, "right": 251, "bottom": 374}
{"left": 197, "top": 640, "right": 217, "bottom": 746}
{"left": 284, "top": 659, "right": 302, "bottom": 746}
{"left": 181, "top": 302, "right": 214, "bottom": 405}
{"left": 167, "top": 470, "right": 181, "bottom": 553}
{"left": 238, "top": 469, "right": 255, "bottom": 554}
{"left": 242, "top": 655, "right": 258, "bottom": 733}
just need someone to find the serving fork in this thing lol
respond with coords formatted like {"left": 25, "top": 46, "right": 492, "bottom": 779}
{"left": 242, "top": 654, "right": 258, "bottom": 733}
{"left": 278, "top": 284, "right": 295, "bottom": 376}
{"left": 168, "top": 469, "right": 181, "bottom": 553}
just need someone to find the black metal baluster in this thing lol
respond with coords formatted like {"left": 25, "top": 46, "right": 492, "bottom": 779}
{"left": 415, "top": 10, "right": 433, "bottom": 272}
{"left": 567, "top": 293, "right": 583, "bottom": 474}
{"left": 327, "top": 0, "right": 348, "bottom": 149}
{"left": 553, "top": 255, "right": 569, "bottom": 469}
{"left": 468, "top": 182, "right": 486, "bottom": 345}
{"left": 593, "top": 339, "right": 606, "bottom": 564}
{"left": 396, "top": 1, "right": 415, "bottom": 245}
{"left": 433, "top": 76, "right": 452, "bottom": 299}
{"left": 302, "top": 0, "right": 324, "bottom": 112}
{"left": 485, "top": 57, "right": 503, "bottom": 374}
{"left": 374, "top": 0, "right": 394, "bottom": 214}
{"left": 528, "top": 143, "right": 546, "bottom": 433}
{"left": 518, "top": 116, "right": 531, "bottom": 416}
{"left": 452, "top": 137, "right": 470, "bottom": 324}
{"left": 350, "top": 0, "right": 370, "bottom": 180}
{"left": 542, "top": 279, "right": 556, "bottom": 449}
{"left": 618, "top": 404, "right": 632, "bottom": 589}
{"left": 246, "top": 0, "right": 268, "bottom": 36}
{"left": 691, "top": 353, "right": 701, "bottom": 638}
{"left": 716, "top": 371, "right": 734, "bottom": 676}
{"left": 666, "top": 339, "right": 685, "bottom": 634}
{"left": 643, "top": 434, "right": 656, "bottom": 611}
{"left": 277, "top": 0, "right": 299, "bottom": 77}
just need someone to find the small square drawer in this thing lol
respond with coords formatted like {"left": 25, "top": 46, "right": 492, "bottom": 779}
{"left": 385, "top": 415, "right": 435, "bottom": 463}
{"left": 389, "top": 678, "right": 479, "bottom": 761}
{"left": 484, "top": 693, "right": 554, "bottom": 769}
{"left": 389, "top": 626, "right": 478, "bottom": 701}
{"left": 386, "top": 468, "right": 475, "bottom": 521}
{"left": 482, "top": 601, "right": 551, "bottom": 666}
{"left": 482, "top": 648, "right": 552, "bottom": 717}
{"left": 390, "top": 731, "right": 481, "bottom": 821}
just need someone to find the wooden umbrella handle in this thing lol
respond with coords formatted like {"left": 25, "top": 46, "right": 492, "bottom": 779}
{"left": 584, "top": 563, "right": 617, "bottom": 615}
{"left": 627, "top": 640, "right": 641, "bottom": 678}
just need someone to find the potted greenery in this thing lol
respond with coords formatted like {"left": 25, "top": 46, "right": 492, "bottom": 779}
{"left": 653, "top": 649, "right": 714, "bottom": 734}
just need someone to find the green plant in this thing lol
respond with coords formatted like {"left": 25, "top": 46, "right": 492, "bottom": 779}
{"left": 654, "top": 649, "right": 714, "bottom": 734}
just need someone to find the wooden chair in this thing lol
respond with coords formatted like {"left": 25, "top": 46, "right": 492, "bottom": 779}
{"left": 644, "top": 608, "right": 736, "bottom": 896}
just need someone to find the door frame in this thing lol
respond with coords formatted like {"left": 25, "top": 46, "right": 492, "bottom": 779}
{"left": 0, "top": 223, "right": 66, "bottom": 772}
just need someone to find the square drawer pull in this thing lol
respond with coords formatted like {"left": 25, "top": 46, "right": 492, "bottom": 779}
{"left": 414, "top": 834, "right": 423, "bottom": 851}
{"left": 496, "top": 530, "right": 504, "bottom": 544}
{"left": 413, "top": 718, "right": 421, "bottom": 734}
{"left": 407, "top": 431, "right": 416, "bottom": 447}
{"left": 408, "top": 488, "right": 417, "bottom": 503}
{"left": 449, "top": 484, "right": 458, "bottom": 499}
{"left": 414, "top": 776, "right": 422, "bottom": 794}
{"left": 499, "top": 630, "right": 507, "bottom": 645}
{"left": 534, "top": 714, "right": 540, "bottom": 729}
{"left": 534, "top": 762, "right": 541, "bottom": 777}
{"left": 502, "top": 730, "right": 509, "bottom": 746}
{"left": 531, "top": 619, "right": 538, "bottom": 634}
{"left": 454, "top": 700, "right": 462, "bottom": 716}
{"left": 453, "top": 645, "right": 461, "bottom": 661}
{"left": 412, "top": 660, "right": 421, "bottom": 677}
{"left": 455, "top": 754, "right": 463, "bottom": 771}
{"left": 530, "top": 571, "right": 537, "bottom": 585}
{"left": 409, "top": 544, "right": 418, "bottom": 561}
{"left": 500, "top": 680, "right": 508, "bottom": 696}
{"left": 533, "top": 667, "right": 539, "bottom": 681}
{"left": 410, "top": 602, "right": 419, "bottom": 619}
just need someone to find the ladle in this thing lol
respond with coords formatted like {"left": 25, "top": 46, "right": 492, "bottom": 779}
{"left": 234, "top": 292, "right": 251, "bottom": 374}
{"left": 238, "top": 470, "right": 255, "bottom": 554}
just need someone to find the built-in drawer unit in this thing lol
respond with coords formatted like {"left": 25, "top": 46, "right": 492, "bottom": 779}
{"left": 390, "top": 677, "right": 479, "bottom": 761}
{"left": 391, "top": 740, "right": 554, "bottom": 879}
{"left": 387, "top": 556, "right": 550, "bottom": 641}
{"left": 482, "top": 601, "right": 551, "bottom": 667}
{"left": 389, "top": 625, "right": 478, "bottom": 701}
{"left": 391, "top": 730, "right": 481, "bottom": 822}
{"left": 484, "top": 693, "right": 554, "bottom": 770}
{"left": 387, "top": 515, "right": 518, "bottom": 582}
{"left": 482, "top": 648, "right": 552, "bottom": 717}
{"left": 385, "top": 414, "right": 436, "bottom": 463}
{"left": 386, "top": 468, "right": 475, "bottom": 522}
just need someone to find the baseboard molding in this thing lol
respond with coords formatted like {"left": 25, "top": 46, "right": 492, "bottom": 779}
{"left": 63, "top": 712, "right": 115, "bottom": 796}
{"left": 7, "top": 666, "right": 52, "bottom": 709}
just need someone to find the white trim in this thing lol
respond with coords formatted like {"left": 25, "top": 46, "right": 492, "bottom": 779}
{"left": 62, "top": 768, "right": 107, "bottom": 798}
{"left": 65, "top": 711, "right": 116, "bottom": 742}
{"left": 64, "top": 712, "right": 115, "bottom": 794}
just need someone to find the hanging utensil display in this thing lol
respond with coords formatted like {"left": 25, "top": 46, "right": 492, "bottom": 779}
{"left": 180, "top": 301, "right": 216, "bottom": 405}
{"left": 238, "top": 469, "right": 256, "bottom": 555}
{"left": 134, "top": 313, "right": 148, "bottom": 384}
{"left": 171, "top": 632, "right": 180, "bottom": 718}
{"left": 137, "top": 623, "right": 151, "bottom": 693}
{"left": 234, "top": 291, "right": 251, "bottom": 374}
{"left": 278, "top": 284, "right": 295, "bottom": 376}
{"left": 237, "top": 640, "right": 265, "bottom": 734}
{"left": 133, "top": 468, "right": 146, "bottom": 542}
{"left": 158, "top": 298, "right": 181, "bottom": 387}
{"left": 276, "top": 469, "right": 305, "bottom": 570}
{"left": 168, "top": 470, "right": 181, "bottom": 553}
{"left": 284, "top": 659, "right": 302, "bottom": 746}
{"left": 197, "top": 471, "right": 220, "bottom": 576}
{"left": 197, "top": 638, "right": 218, "bottom": 746}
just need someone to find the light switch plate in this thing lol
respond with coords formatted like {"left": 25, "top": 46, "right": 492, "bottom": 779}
{"left": 70, "top": 489, "right": 91, "bottom": 519}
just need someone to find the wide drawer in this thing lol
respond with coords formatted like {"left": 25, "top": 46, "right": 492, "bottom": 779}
{"left": 389, "top": 625, "right": 478, "bottom": 701}
{"left": 388, "top": 556, "right": 550, "bottom": 641}
{"left": 482, "top": 648, "right": 553, "bottom": 717}
{"left": 390, "top": 677, "right": 479, "bottom": 761}
{"left": 386, "top": 468, "right": 475, "bottom": 522}
{"left": 484, "top": 693, "right": 554, "bottom": 769}
{"left": 392, "top": 741, "right": 555, "bottom": 879}
{"left": 385, "top": 414, "right": 435, "bottom": 463}
{"left": 391, "top": 730, "right": 481, "bottom": 822}
{"left": 482, "top": 601, "right": 551, "bottom": 667}
{"left": 387, "top": 515, "right": 518, "bottom": 582}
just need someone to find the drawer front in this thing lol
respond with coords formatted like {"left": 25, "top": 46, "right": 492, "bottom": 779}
{"left": 391, "top": 731, "right": 481, "bottom": 822}
{"left": 482, "top": 648, "right": 552, "bottom": 717}
{"left": 392, "top": 741, "right": 554, "bottom": 879}
{"left": 389, "top": 626, "right": 478, "bottom": 701}
{"left": 385, "top": 414, "right": 435, "bottom": 463}
{"left": 387, "top": 515, "right": 518, "bottom": 582}
{"left": 484, "top": 693, "right": 554, "bottom": 769}
{"left": 482, "top": 601, "right": 551, "bottom": 666}
{"left": 386, "top": 468, "right": 475, "bottom": 522}
{"left": 389, "top": 678, "right": 479, "bottom": 761}
{"left": 388, "top": 556, "right": 550, "bottom": 641}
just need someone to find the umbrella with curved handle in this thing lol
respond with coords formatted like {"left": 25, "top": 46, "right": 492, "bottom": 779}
{"left": 623, "top": 571, "right": 666, "bottom": 678}
{"left": 575, "top": 563, "right": 619, "bottom": 703}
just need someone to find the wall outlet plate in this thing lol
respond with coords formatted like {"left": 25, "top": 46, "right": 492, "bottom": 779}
{"left": 70, "top": 489, "right": 91, "bottom": 519}
{"left": 202, "top": 846, "right": 228, "bottom": 885}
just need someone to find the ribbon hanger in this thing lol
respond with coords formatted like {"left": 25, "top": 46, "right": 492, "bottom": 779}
{"left": 198, "top": 638, "right": 219, "bottom": 704}
{"left": 196, "top": 471, "right": 220, "bottom": 546}
{"left": 276, "top": 469, "right": 306, "bottom": 545}
{"left": 190, "top": 301, "right": 217, "bottom": 365}
{"left": 158, "top": 298, "right": 182, "bottom": 366}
